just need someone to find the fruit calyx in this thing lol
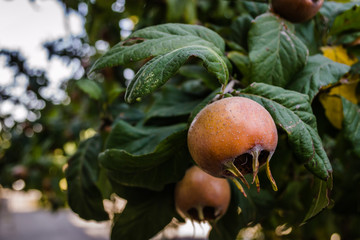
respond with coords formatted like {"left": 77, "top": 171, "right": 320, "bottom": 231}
{"left": 222, "top": 145, "right": 278, "bottom": 197}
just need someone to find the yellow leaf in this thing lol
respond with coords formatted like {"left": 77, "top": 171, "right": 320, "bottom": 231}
{"left": 321, "top": 45, "right": 358, "bottom": 66}
{"left": 319, "top": 80, "right": 359, "bottom": 129}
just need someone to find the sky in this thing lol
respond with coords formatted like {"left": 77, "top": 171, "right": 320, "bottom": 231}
{"left": 0, "top": 0, "right": 84, "bottom": 124}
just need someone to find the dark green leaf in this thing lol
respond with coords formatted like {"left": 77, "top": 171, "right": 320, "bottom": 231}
{"left": 288, "top": 54, "right": 350, "bottom": 102}
{"left": 319, "top": 2, "right": 357, "bottom": 25}
{"left": 230, "top": 14, "right": 253, "bottom": 50}
{"left": 303, "top": 176, "right": 332, "bottom": 223}
{"left": 330, "top": 5, "right": 360, "bottom": 35}
{"left": 111, "top": 187, "right": 175, "bottom": 240}
{"left": 228, "top": 51, "right": 251, "bottom": 85}
{"left": 100, "top": 130, "right": 192, "bottom": 191}
{"left": 342, "top": 97, "right": 360, "bottom": 157}
{"left": 110, "top": 103, "right": 145, "bottom": 124}
{"left": 242, "top": 1, "right": 268, "bottom": 18}
{"left": 179, "top": 65, "right": 220, "bottom": 90}
{"left": 209, "top": 181, "right": 256, "bottom": 240}
{"left": 66, "top": 135, "right": 109, "bottom": 221}
{"left": 248, "top": 13, "right": 309, "bottom": 87}
{"left": 106, "top": 119, "right": 186, "bottom": 155}
{"left": 295, "top": 20, "right": 320, "bottom": 55}
{"left": 145, "top": 85, "right": 203, "bottom": 121}
{"left": 124, "top": 45, "right": 229, "bottom": 103}
{"left": 76, "top": 79, "right": 103, "bottom": 100}
{"left": 238, "top": 83, "right": 332, "bottom": 180}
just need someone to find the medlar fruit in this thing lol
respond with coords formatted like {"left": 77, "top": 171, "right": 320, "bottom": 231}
{"left": 271, "top": 0, "right": 324, "bottom": 23}
{"left": 174, "top": 166, "right": 231, "bottom": 222}
{"left": 187, "top": 97, "right": 278, "bottom": 197}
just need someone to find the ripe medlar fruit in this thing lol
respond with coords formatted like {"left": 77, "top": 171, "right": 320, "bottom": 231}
{"left": 187, "top": 97, "right": 278, "bottom": 197}
{"left": 174, "top": 166, "right": 231, "bottom": 222}
{"left": 271, "top": 0, "right": 324, "bottom": 23}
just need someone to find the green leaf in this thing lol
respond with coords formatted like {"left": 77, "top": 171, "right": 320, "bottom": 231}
{"left": 166, "top": 0, "right": 197, "bottom": 24}
{"left": 65, "top": 135, "right": 109, "bottom": 221}
{"left": 130, "top": 23, "right": 225, "bottom": 52}
{"left": 303, "top": 176, "right": 332, "bottom": 223}
{"left": 228, "top": 51, "right": 251, "bottom": 85}
{"left": 330, "top": 5, "right": 360, "bottom": 35}
{"left": 76, "top": 79, "right": 103, "bottom": 100}
{"left": 89, "top": 23, "right": 226, "bottom": 73}
{"left": 248, "top": 13, "right": 309, "bottom": 87}
{"left": 179, "top": 65, "right": 220, "bottom": 90}
{"left": 209, "top": 181, "right": 256, "bottom": 240}
{"left": 145, "top": 85, "right": 203, "bottom": 121}
{"left": 110, "top": 103, "right": 144, "bottom": 124}
{"left": 242, "top": 1, "right": 268, "bottom": 18}
{"left": 230, "top": 14, "right": 253, "bottom": 50}
{"left": 111, "top": 187, "right": 175, "bottom": 240}
{"left": 106, "top": 120, "right": 186, "bottom": 155}
{"left": 342, "top": 97, "right": 360, "bottom": 157}
{"left": 288, "top": 54, "right": 350, "bottom": 102}
{"left": 100, "top": 130, "right": 192, "bottom": 191}
{"left": 124, "top": 45, "right": 229, "bottom": 103}
{"left": 319, "top": 2, "right": 357, "bottom": 24}
{"left": 295, "top": 21, "right": 320, "bottom": 55}
{"left": 238, "top": 83, "right": 332, "bottom": 180}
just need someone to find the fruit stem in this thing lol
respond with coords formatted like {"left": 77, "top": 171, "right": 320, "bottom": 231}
{"left": 266, "top": 152, "right": 278, "bottom": 191}
{"left": 230, "top": 177, "right": 247, "bottom": 198}
{"left": 223, "top": 161, "right": 250, "bottom": 189}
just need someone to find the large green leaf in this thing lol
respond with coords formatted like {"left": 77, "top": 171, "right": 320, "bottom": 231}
{"left": 288, "top": 54, "right": 350, "bottom": 102}
{"left": 248, "top": 13, "right": 308, "bottom": 87}
{"left": 303, "top": 176, "right": 333, "bottom": 224}
{"left": 111, "top": 187, "right": 175, "bottom": 240}
{"left": 90, "top": 23, "right": 225, "bottom": 73}
{"left": 342, "top": 97, "right": 360, "bottom": 157}
{"left": 100, "top": 130, "right": 192, "bottom": 191}
{"left": 129, "top": 23, "right": 225, "bottom": 51}
{"left": 209, "top": 181, "right": 256, "bottom": 240}
{"left": 238, "top": 83, "right": 332, "bottom": 180}
{"left": 124, "top": 45, "right": 229, "bottom": 103}
{"left": 330, "top": 5, "right": 360, "bottom": 35}
{"left": 65, "top": 135, "right": 109, "bottom": 221}
{"left": 105, "top": 120, "right": 186, "bottom": 155}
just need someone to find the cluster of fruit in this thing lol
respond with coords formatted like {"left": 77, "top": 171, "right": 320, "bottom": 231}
{"left": 175, "top": 0, "right": 324, "bottom": 223}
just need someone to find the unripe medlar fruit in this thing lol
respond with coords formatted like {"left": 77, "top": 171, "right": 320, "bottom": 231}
{"left": 187, "top": 97, "right": 278, "bottom": 197}
{"left": 174, "top": 166, "right": 231, "bottom": 222}
{"left": 271, "top": 0, "right": 324, "bottom": 23}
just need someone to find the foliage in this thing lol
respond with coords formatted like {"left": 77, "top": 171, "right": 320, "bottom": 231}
{"left": 1, "top": 0, "right": 360, "bottom": 239}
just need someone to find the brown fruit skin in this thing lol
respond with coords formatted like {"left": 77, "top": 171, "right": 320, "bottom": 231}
{"left": 187, "top": 97, "right": 277, "bottom": 178}
{"left": 174, "top": 166, "right": 231, "bottom": 222}
{"left": 271, "top": 0, "right": 324, "bottom": 23}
